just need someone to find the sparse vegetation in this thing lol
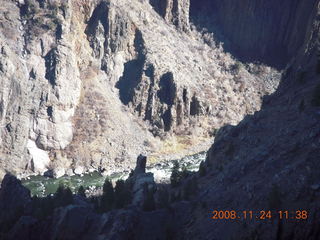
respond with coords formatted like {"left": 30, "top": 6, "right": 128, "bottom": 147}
{"left": 231, "top": 61, "right": 243, "bottom": 74}
{"left": 22, "top": 0, "right": 63, "bottom": 35}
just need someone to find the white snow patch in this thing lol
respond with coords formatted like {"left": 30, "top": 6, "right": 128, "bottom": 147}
{"left": 27, "top": 139, "right": 50, "bottom": 174}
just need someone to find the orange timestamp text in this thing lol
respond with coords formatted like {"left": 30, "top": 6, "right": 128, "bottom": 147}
{"left": 210, "top": 210, "right": 308, "bottom": 220}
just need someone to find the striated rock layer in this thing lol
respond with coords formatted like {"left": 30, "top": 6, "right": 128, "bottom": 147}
{"left": 0, "top": 0, "right": 280, "bottom": 179}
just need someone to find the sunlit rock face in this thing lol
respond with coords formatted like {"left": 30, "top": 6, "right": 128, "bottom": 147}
{"left": 0, "top": 0, "right": 281, "bottom": 179}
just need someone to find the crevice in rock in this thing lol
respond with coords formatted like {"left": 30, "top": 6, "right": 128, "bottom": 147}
{"left": 44, "top": 48, "right": 57, "bottom": 87}
{"left": 176, "top": 101, "right": 183, "bottom": 126}
{"left": 55, "top": 23, "right": 62, "bottom": 40}
{"left": 47, "top": 106, "right": 53, "bottom": 118}
{"left": 144, "top": 65, "right": 155, "bottom": 122}
{"left": 5, "top": 123, "right": 12, "bottom": 133}
{"left": 182, "top": 88, "right": 187, "bottom": 104}
{"left": 85, "top": 2, "right": 109, "bottom": 36}
{"left": 29, "top": 69, "right": 36, "bottom": 79}
{"left": 172, "top": 0, "right": 179, "bottom": 26}
{"left": 135, "top": 103, "right": 142, "bottom": 117}
{"left": 116, "top": 29, "right": 146, "bottom": 105}
{"left": 85, "top": 2, "right": 109, "bottom": 58}
{"left": 162, "top": 108, "right": 172, "bottom": 132}
{"left": 190, "top": 95, "right": 200, "bottom": 116}
{"left": 157, "top": 72, "right": 176, "bottom": 106}
{"left": 116, "top": 59, "right": 143, "bottom": 105}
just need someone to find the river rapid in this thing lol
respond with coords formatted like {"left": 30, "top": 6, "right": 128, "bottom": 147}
{"left": 22, "top": 152, "right": 206, "bottom": 197}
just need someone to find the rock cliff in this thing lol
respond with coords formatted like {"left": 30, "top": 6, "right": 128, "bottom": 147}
{"left": 0, "top": 0, "right": 319, "bottom": 239}
{"left": 190, "top": 0, "right": 319, "bottom": 69}
{"left": 0, "top": 0, "right": 279, "bottom": 179}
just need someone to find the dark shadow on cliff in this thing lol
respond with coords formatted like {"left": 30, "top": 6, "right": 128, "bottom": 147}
{"left": 189, "top": 0, "right": 319, "bottom": 70}
{"left": 116, "top": 29, "right": 146, "bottom": 105}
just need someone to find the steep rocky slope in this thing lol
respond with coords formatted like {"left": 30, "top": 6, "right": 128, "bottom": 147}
{"left": 0, "top": 0, "right": 319, "bottom": 239}
{"left": 190, "top": 0, "right": 319, "bottom": 69}
{"left": 180, "top": 1, "right": 320, "bottom": 239}
{"left": 0, "top": 0, "right": 279, "bottom": 179}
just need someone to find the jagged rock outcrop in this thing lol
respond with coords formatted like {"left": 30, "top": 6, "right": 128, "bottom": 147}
{"left": 149, "top": 0, "right": 190, "bottom": 32}
{"left": 0, "top": 0, "right": 280, "bottom": 179}
{"left": 128, "top": 154, "right": 157, "bottom": 207}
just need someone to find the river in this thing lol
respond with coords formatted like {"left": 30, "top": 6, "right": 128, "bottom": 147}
{"left": 21, "top": 152, "right": 206, "bottom": 197}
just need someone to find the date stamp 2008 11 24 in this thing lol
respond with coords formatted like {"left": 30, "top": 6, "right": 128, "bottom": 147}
{"left": 210, "top": 210, "right": 308, "bottom": 220}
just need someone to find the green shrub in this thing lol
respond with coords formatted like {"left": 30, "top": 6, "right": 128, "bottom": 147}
{"left": 26, "top": 1, "right": 39, "bottom": 17}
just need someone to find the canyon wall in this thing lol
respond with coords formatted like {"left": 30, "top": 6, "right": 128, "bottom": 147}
{"left": 0, "top": 0, "right": 281, "bottom": 179}
{"left": 189, "top": 0, "right": 319, "bottom": 69}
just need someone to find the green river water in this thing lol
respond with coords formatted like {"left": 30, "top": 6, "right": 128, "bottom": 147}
{"left": 21, "top": 152, "right": 206, "bottom": 197}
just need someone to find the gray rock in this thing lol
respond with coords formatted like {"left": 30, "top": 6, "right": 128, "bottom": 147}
{"left": 0, "top": 0, "right": 280, "bottom": 179}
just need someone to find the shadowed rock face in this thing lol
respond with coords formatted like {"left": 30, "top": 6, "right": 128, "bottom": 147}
{"left": 190, "top": 0, "right": 319, "bottom": 69}
{"left": 0, "top": 0, "right": 319, "bottom": 239}
{"left": 0, "top": 0, "right": 282, "bottom": 178}
{"left": 149, "top": 0, "right": 190, "bottom": 32}
{"left": 0, "top": 174, "right": 31, "bottom": 233}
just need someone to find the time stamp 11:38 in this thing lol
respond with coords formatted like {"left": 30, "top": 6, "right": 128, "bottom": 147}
{"left": 210, "top": 210, "right": 308, "bottom": 220}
